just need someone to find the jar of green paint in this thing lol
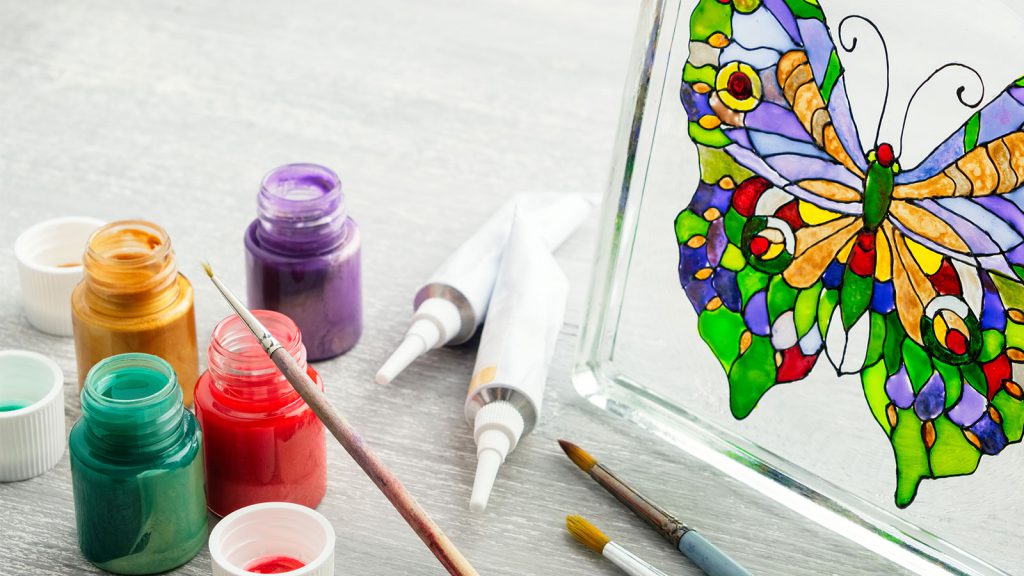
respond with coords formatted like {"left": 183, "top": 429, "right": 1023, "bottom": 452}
{"left": 70, "top": 353, "right": 207, "bottom": 574}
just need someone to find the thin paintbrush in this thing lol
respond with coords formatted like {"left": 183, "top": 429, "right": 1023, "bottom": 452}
{"left": 202, "top": 262, "right": 479, "bottom": 576}
{"left": 559, "top": 440, "right": 751, "bottom": 576}
{"left": 565, "top": 515, "right": 669, "bottom": 576}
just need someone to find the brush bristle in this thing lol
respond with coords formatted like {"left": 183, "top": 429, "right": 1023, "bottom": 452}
{"left": 200, "top": 261, "right": 214, "bottom": 278}
{"left": 558, "top": 439, "right": 597, "bottom": 472}
{"left": 565, "top": 515, "right": 609, "bottom": 555}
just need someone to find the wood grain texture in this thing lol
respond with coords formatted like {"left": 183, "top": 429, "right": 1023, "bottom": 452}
{"left": 0, "top": 0, "right": 908, "bottom": 574}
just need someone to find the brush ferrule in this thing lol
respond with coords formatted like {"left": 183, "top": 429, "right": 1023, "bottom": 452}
{"left": 603, "top": 542, "right": 670, "bottom": 576}
{"left": 591, "top": 463, "right": 690, "bottom": 545}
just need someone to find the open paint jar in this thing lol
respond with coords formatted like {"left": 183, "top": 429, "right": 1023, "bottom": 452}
{"left": 209, "top": 502, "right": 335, "bottom": 575}
{"left": 0, "top": 350, "right": 66, "bottom": 481}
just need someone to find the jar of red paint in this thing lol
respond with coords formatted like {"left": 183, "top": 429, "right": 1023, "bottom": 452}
{"left": 194, "top": 310, "right": 327, "bottom": 517}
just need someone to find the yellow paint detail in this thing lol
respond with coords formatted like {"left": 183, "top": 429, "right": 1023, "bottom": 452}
{"left": 874, "top": 229, "right": 892, "bottom": 282}
{"left": 699, "top": 115, "right": 722, "bottom": 129}
{"left": 718, "top": 176, "right": 735, "bottom": 190}
{"left": 837, "top": 237, "right": 855, "bottom": 264}
{"left": 686, "top": 235, "right": 707, "bottom": 249}
{"left": 797, "top": 201, "right": 840, "bottom": 225}
{"left": 933, "top": 314, "right": 948, "bottom": 344}
{"left": 763, "top": 242, "right": 785, "bottom": 260}
{"left": 706, "top": 297, "right": 723, "bottom": 311}
{"left": 703, "top": 207, "right": 722, "bottom": 221}
{"left": 695, "top": 268, "right": 714, "bottom": 280}
{"left": 707, "top": 32, "right": 730, "bottom": 48}
{"left": 694, "top": 82, "right": 712, "bottom": 94}
{"left": 904, "top": 236, "right": 943, "bottom": 275}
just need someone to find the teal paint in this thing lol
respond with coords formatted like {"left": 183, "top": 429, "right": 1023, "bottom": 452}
{"left": 70, "top": 353, "right": 206, "bottom": 574}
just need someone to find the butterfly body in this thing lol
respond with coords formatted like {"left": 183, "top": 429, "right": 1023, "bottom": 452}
{"left": 863, "top": 147, "right": 896, "bottom": 231}
{"left": 676, "top": 0, "right": 1024, "bottom": 507}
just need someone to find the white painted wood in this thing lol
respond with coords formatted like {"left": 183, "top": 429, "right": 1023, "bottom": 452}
{"left": 0, "top": 0, "right": 907, "bottom": 573}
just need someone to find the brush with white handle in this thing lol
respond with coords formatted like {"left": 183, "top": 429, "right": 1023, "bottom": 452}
{"left": 565, "top": 515, "right": 669, "bottom": 576}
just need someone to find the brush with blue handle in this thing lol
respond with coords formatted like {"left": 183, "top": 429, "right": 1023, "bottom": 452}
{"left": 559, "top": 440, "right": 752, "bottom": 576}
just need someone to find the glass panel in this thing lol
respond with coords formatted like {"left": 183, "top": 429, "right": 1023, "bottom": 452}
{"left": 576, "top": 1, "right": 1024, "bottom": 574}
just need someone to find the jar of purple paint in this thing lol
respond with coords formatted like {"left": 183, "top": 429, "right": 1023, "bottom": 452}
{"left": 245, "top": 163, "right": 362, "bottom": 361}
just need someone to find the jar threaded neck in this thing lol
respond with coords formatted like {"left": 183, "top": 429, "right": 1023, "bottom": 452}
{"left": 207, "top": 310, "right": 306, "bottom": 405}
{"left": 255, "top": 163, "right": 346, "bottom": 254}
{"left": 80, "top": 353, "right": 186, "bottom": 458}
{"left": 81, "top": 220, "right": 180, "bottom": 316}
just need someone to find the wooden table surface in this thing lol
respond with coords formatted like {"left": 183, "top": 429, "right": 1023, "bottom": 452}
{"left": 0, "top": 0, "right": 909, "bottom": 574}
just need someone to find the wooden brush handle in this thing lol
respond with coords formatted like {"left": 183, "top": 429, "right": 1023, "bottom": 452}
{"left": 270, "top": 349, "right": 479, "bottom": 576}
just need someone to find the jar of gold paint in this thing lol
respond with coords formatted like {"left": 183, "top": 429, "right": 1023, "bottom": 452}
{"left": 71, "top": 220, "right": 198, "bottom": 405}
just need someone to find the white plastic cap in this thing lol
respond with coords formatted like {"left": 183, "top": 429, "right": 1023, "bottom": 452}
{"left": 209, "top": 502, "right": 336, "bottom": 576}
{"left": 375, "top": 297, "right": 463, "bottom": 385}
{"left": 469, "top": 401, "right": 525, "bottom": 513}
{"left": 0, "top": 350, "right": 66, "bottom": 482}
{"left": 14, "top": 217, "right": 105, "bottom": 336}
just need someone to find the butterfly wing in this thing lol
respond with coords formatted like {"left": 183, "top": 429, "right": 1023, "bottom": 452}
{"left": 861, "top": 82, "right": 1024, "bottom": 506}
{"left": 678, "top": 0, "right": 867, "bottom": 418}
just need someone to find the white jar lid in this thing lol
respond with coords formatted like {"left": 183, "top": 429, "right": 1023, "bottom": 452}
{"left": 0, "top": 350, "right": 66, "bottom": 482}
{"left": 209, "top": 502, "right": 336, "bottom": 576}
{"left": 14, "top": 216, "right": 105, "bottom": 336}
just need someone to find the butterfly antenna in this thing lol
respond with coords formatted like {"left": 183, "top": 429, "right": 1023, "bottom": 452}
{"left": 897, "top": 63, "right": 985, "bottom": 157}
{"left": 838, "top": 15, "right": 890, "bottom": 149}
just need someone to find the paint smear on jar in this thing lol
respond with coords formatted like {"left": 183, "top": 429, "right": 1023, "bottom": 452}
{"left": 244, "top": 555, "right": 306, "bottom": 573}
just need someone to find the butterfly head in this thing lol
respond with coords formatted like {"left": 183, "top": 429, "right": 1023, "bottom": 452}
{"left": 868, "top": 143, "right": 900, "bottom": 174}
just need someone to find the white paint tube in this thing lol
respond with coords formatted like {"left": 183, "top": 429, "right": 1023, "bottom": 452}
{"left": 464, "top": 210, "right": 569, "bottom": 512}
{"left": 375, "top": 193, "right": 588, "bottom": 385}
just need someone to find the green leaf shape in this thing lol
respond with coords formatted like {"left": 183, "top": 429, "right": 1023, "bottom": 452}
{"left": 861, "top": 360, "right": 891, "bottom": 434}
{"left": 980, "top": 330, "right": 1005, "bottom": 363}
{"left": 929, "top": 416, "right": 980, "bottom": 478}
{"left": 728, "top": 335, "right": 777, "bottom": 419}
{"left": 724, "top": 209, "right": 746, "bottom": 245}
{"left": 865, "top": 312, "right": 887, "bottom": 367}
{"left": 783, "top": 0, "right": 824, "bottom": 20}
{"left": 767, "top": 276, "right": 798, "bottom": 323}
{"left": 931, "top": 359, "right": 961, "bottom": 410}
{"left": 675, "top": 210, "right": 709, "bottom": 244}
{"left": 698, "top": 306, "right": 746, "bottom": 372}
{"left": 891, "top": 408, "right": 930, "bottom": 508}
{"left": 696, "top": 146, "right": 755, "bottom": 185}
{"left": 840, "top": 265, "right": 872, "bottom": 329}
{"left": 737, "top": 268, "right": 769, "bottom": 303}
{"left": 902, "top": 339, "right": 932, "bottom": 392}
{"left": 689, "top": 123, "right": 731, "bottom": 148}
{"left": 683, "top": 63, "right": 716, "bottom": 87}
{"left": 690, "top": 0, "right": 732, "bottom": 42}
{"left": 794, "top": 282, "right": 822, "bottom": 338}
{"left": 993, "top": 390, "right": 1024, "bottom": 443}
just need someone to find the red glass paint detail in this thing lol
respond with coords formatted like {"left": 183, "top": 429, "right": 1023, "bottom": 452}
{"left": 945, "top": 329, "right": 968, "bottom": 356}
{"left": 848, "top": 232, "right": 876, "bottom": 277}
{"left": 929, "top": 259, "right": 961, "bottom": 295}
{"left": 245, "top": 555, "right": 306, "bottom": 574}
{"left": 983, "top": 354, "right": 1011, "bottom": 400}
{"left": 775, "top": 200, "right": 803, "bottom": 231}
{"left": 732, "top": 177, "right": 770, "bottom": 217}
{"left": 876, "top": 143, "right": 895, "bottom": 168}
{"left": 776, "top": 347, "right": 819, "bottom": 383}
{"left": 727, "top": 71, "right": 753, "bottom": 100}
{"left": 194, "top": 311, "right": 327, "bottom": 517}
{"left": 749, "top": 236, "right": 769, "bottom": 256}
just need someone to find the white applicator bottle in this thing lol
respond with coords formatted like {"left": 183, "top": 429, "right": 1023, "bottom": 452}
{"left": 375, "top": 193, "right": 587, "bottom": 385}
{"left": 464, "top": 210, "right": 569, "bottom": 512}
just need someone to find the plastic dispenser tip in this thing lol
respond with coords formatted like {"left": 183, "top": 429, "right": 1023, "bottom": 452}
{"left": 469, "top": 401, "right": 525, "bottom": 513}
{"left": 376, "top": 297, "right": 462, "bottom": 385}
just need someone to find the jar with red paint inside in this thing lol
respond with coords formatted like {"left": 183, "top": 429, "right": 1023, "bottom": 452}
{"left": 194, "top": 310, "right": 326, "bottom": 516}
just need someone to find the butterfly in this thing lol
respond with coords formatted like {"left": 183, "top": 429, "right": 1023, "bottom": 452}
{"left": 675, "top": 0, "right": 1024, "bottom": 507}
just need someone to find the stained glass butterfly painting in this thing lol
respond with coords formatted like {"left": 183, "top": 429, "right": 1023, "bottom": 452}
{"left": 675, "top": 0, "right": 1024, "bottom": 507}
